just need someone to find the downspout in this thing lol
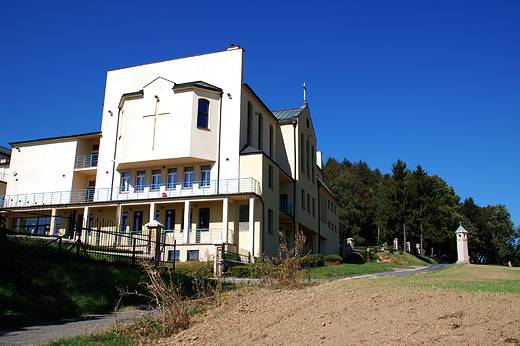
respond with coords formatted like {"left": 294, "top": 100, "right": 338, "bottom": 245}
{"left": 317, "top": 179, "right": 322, "bottom": 254}
{"left": 110, "top": 107, "right": 122, "bottom": 199}
{"left": 291, "top": 118, "right": 298, "bottom": 243}
{"left": 216, "top": 91, "right": 223, "bottom": 189}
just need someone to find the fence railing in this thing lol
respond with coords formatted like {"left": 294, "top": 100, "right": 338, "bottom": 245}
{"left": 279, "top": 197, "right": 293, "bottom": 216}
{"left": 1, "top": 177, "right": 261, "bottom": 208}
{"left": 75, "top": 154, "right": 98, "bottom": 168}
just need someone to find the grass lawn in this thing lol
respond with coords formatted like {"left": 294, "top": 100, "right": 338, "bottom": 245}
{"left": 304, "top": 252, "right": 436, "bottom": 279}
{"left": 387, "top": 263, "right": 520, "bottom": 293}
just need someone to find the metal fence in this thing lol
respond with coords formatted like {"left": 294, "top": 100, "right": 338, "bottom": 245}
{"left": 1, "top": 177, "right": 261, "bottom": 207}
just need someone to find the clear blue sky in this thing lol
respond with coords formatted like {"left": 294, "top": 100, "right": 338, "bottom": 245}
{"left": 1, "top": 1, "right": 519, "bottom": 227}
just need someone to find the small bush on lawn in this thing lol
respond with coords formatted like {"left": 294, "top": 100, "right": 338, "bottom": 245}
{"left": 300, "top": 254, "right": 325, "bottom": 268}
{"left": 344, "top": 253, "right": 365, "bottom": 264}
{"left": 324, "top": 255, "right": 343, "bottom": 266}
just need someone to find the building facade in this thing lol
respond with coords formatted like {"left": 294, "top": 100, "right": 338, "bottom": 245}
{"left": 0, "top": 46, "right": 339, "bottom": 261}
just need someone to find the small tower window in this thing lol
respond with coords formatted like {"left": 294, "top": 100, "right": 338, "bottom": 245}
{"left": 197, "top": 99, "right": 209, "bottom": 129}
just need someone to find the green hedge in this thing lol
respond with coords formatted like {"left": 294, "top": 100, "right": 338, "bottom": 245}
{"left": 343, "top": 253, "right": 365, "bottom": 264}
{"left": 324, "top": 254, "right": 343, "bottom": 265}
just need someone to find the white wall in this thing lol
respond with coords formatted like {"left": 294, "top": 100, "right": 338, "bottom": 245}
{"left": 6, "top": 141, "right": 77, "bottom": 196}
{"left": 96, "top": 48, "right": 245, "bottom": 191}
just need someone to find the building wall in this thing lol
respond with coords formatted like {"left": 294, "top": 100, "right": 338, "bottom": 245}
{"left": 6, "top": 140, "right": 77, "bottom": 197}
{"left": 96, "top": 48, "right": 245, "bottom": 193}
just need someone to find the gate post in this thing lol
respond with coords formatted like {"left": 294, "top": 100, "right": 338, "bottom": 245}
{"left": 145, "top": 220, "right": 165, "bottom": 267}
{"left": 213, "top": 240, "right": 225, "bottom": 278}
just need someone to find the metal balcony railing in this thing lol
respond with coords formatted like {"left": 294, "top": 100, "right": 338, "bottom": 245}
{"left": 279, "top": 196, "right": 293, "bottom": 216}
{"left": 75, "top": 154, "right": 98, "bottom": 168}
{"left": 1, "top": 177, "right": 261, "bottom": 208}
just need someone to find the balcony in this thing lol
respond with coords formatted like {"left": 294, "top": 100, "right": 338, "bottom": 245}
{"left": 0, "top": 172, "right": 6, "bottom": 182}
{"left": 279, "top": 197, "right": 293, "bottom": 217}
{"left": 1, "top": 177, "right": 261, "bottom": 208}
{"left": 75, "top": 154, "right": 98, "bottom": 169}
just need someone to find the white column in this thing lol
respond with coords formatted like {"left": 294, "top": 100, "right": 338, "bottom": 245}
{"left": 50, "top": 208, "right": 57, "bottom": 235}
{"left": 249, "top": 196, "right": 255, "bottom": 258}
{"left": 183, "top": 200, "right": 190, "bottom": 244}
{"left": 222, "top": 198, "right": 229, "bottom": 243}
{"left": 116, "top": 204, "right": 122, "bottom": 232}
{"left": 149, "top": 202, "right": 156, "bottom": 222}
{"left": 82, "top": 206, "right": 89, "bottom": 243}
{"left": 82, "top": 206, "right": 89, "bottom": 229}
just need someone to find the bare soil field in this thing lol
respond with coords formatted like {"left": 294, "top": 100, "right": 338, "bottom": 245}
{"left": 160, "top": 265, "right": 520, "bottom": 345}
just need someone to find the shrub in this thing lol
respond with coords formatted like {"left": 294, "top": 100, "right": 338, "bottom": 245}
{"left": 299, "top": 254, "right": 324, "bottom": 268}
{"left": 224, "top": 252, "right": 241, "bottom": 261}
{"left": 228, "top": 265, "right": 250, "bottom": 278}
{"left": 324, "top": 255, "right": 343, "bottom": 266}
{"left": 343, "top": 253, "right": 365, "bottom": 264}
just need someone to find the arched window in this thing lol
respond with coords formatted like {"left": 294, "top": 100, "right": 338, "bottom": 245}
{"left": 247, "top": 102, "right": 252, "bottom": 146}
{"left": 197, "top": 99, "right": 209, "bottom": 129}
{"left": 311, "top": 145, "right": 315, "bottom": 182}
{"left": 258, "top": 113, "right": 263, "bottom": 150}
{"left": 306, "top": 140, "right": 310, "bottom": 178}
{"left": 269, "top": 125, "right": 274, "bottom": 158}
{"left": 300, "top": 133, "right": 305, "bottom": 173}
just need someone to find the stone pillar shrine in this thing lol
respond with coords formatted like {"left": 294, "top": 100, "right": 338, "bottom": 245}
{"left": 455, "top": 223, "right": 469, "bottom": 264}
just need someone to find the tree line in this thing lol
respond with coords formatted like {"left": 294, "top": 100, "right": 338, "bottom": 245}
{"left": 322, "top": 158, "right": 519, "bottom": 264}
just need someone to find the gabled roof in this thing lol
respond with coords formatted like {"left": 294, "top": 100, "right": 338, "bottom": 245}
{"left": 0, "top": 146, "right": 11, "bottom": 156}
{"left": 272, "top": 102, "right": 308, "bottom": 121}
{"left": 9, "top": 132, "right": 102, "bottom": 146}
{"left": 240, "top": 145, "right": 263, "bottom": 155}
{"left": 173, "top": 81, "right": 222, "bottom": 93}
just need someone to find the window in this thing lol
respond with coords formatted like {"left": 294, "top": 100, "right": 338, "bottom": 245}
{"left": 152, "top": 169, "right": 161, "bottom": 190}
{"left": 199, "top": 208, "right": 210, "bottom": 231}
{"left": 183, "top": 167, "right": 194, "bottom": 188}
{"left": 121, "top": 212, "right": 128, "bottom": 233}
{"left": 306, "top": 140, "right": 310, "bottom": 178}
{"left": 268, "top": 209, "right": 273, "bottom": 234}
{"left": 55, "top": 217, "right": 61, "bottom": 235}
{"left": 167, "top": 168, "right": 177, "bottom": 189}
{"left": 168, "top": 250, "right": 179, "bottom": 261}
{"left": 187, "top": 250, "right": 199, "bottom": 261}
{"left": 269, "top": 125, "right": 274, "bottom": 158}
{"left": 166, "top": 210, "right": 175, "bottom": 230}
{"left": 136, "top": 171, "right": 145, "bottom": 191}
{"left": 200, "top": 165, "right": 211, "bottom": 187}
{"left": 300, "top": 133, "right": 305, "bottom": 173}
{"left": 89, "top": 214, "right": 94, "bottom": 230}
{"left": 197, "top": 99, "right": 209, "bottom": 128}
{"left": 307, "top": 193, "right": 311, "bottom": 213}
{"left": 134, "top": 211, "right": 143, "bottom": 233}
{"left": 247, "top": 102, "right": 252, "bottom": 146}
{"left": 301, "top": 189, "right": 305, "bottom": 210}
{"left": 257, "top": 113, "right": 263, "bottom": 150}
{"left": 155, "top": 210, "right": 160, "bottom": 222}
{"left": 312, "top": 198, "right": 316, "bottom": 216}
{"left": 91, "top": 144, "right": 99, "bottom": 166}
{"left": 268, "top": 165, "right": 273, "bottom": 188}
{"left": 121, "top": 172, "right": 130, "bottom": 192}
{"left": 311, "top": 146, "right": 315, "bottom": 183}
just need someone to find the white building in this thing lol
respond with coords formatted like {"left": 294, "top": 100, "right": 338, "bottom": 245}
{"left": 1, "top": 46, "right": 339, "bottom": 262}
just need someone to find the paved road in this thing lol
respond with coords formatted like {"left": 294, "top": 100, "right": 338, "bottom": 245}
{"left": 0, "top": 308, "right": 153, "bottom": 346}
{"left": 0, "top": 264, "right": 448, "bottom": 346}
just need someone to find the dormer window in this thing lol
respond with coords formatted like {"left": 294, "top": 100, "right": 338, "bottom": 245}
{"left": 197, "top": 99, "right": 209, "bottom": 129}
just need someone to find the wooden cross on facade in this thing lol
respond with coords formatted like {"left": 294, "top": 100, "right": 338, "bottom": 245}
{"left": 143, "top": 96, "right": 169, "bottom": 150}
